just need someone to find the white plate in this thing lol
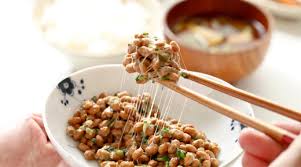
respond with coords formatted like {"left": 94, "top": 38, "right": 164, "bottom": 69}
{"left": 247, "top": 0, "right": 301, "bottom": 20}
{"left": 44, "top": 64, "right": 254, "bottom": 167}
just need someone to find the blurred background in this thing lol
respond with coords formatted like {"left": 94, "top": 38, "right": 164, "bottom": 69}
{"left": 0, "top": 0, "right": 300, "bottom": 166}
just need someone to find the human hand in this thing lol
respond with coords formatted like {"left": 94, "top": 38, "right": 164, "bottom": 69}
{"left": 239, "top": 122, "right": 301, "bottom": 167}
{"left": 0, "top": 113, "right": 69, "bottom": 167}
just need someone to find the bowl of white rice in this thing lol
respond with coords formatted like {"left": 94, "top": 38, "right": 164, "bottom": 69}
{"left": 33, "top": 0, "right": 162, "bottom": 70}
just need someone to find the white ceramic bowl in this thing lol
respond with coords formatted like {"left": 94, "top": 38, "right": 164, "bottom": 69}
{"left": 32, "top": 0, "right": 162, "bottom": 70}
{"left": 246, "top": 0, "right": 301, "bottom": 20}
{"left": 44, "top": 64, "right": 254, "bottom": 167}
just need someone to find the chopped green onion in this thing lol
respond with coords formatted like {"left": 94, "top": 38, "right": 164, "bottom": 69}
{"left": 85, "top": 128, "right": 95, "bottom": 135}
{"left": 143, "top": 32, "right": 149, "bottom": 35}
{"left": 161, "top": 76, "right": 170, "bottom": 81}
{"left": 103, "top": 146, "right": 115, "bottom": 152}
{"left": 79, "top": 125, "right": 86, "bottom": 130}
{"left": 142, "top": 136, "right": 148, "bottom": 144}
{"left": 107, "top": 118, "right": 116, "bottom": 127}
{"left": 165, "top": 161, "right": 170, "bottom": 167}
{"left": 162, "top": 127, "right": 169, "bottom": 133}
{"left": 158, "top": 134, "right": 163, "bottom": 141}
{"left": 136, "top": 75, "right": 147, "bottom": 81}
{"left": 176, "top": 148, "right": 186, "bottom": 160}
{"left": 91, "top": 96, "right": 98, "bottom": 102}
{"left": 157, "top": 155, "right": 170, "bottom": 162}
{"left": 148, "top": 43, "right": 156, "bottom": 48}
{"left": 161, "top": 127, "right": 170, "bottom": 137}
{"left": 91, "top": 138, "right": 96, "bottom": 143}
{"left": 180, "top": 72, "right": 188, "bottom": 78}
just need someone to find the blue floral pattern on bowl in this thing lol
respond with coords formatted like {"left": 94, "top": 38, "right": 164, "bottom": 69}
{"left": 57, "top": 77, "right": 85, "bottom": 106}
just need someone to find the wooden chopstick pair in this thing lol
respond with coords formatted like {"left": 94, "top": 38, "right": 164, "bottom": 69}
{"left": 156, "top": 70, "right": 300, "bottom": 145}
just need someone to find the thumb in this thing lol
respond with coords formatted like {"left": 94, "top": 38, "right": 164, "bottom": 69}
{"left": 270, "top": 134, "right": 301, "bottom": 167}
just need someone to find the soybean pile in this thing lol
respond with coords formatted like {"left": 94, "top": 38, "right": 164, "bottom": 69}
{"left": 66, "top": 91, "right": 220, "bottom": 167}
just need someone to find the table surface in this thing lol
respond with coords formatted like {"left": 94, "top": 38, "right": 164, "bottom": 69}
{"left": 0, "top": 1, "right": 300, "bottom": 166}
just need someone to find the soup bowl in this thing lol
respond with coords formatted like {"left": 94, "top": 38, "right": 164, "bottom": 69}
{"left": 44, "top": 64, "right": 254, "bottom": 167}
{"left": 164, "top": 0, "right": 272, "bottom": 83}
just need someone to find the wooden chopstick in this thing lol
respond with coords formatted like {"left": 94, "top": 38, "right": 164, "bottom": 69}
{"left": 182, "top": 70, "right": 301, "bottom": 122}
{"left": 157, "top": 80, "right": 296, "bottom": 145}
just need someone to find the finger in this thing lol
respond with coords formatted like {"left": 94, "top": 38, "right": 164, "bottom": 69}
{"left": 239, "top": 128, "right": 284, "bottom": 162}
{"left": 32, "top": 113, "right": 42, "bottom": 117}
{"left": 57, "top": 161, "right": 71, "bottom": 167}
{"left": 31, "top": 114, "right": 48, "bottom": 140}
{"left": 43, "top": 142, "right": 63, "bottom": 162}
{"left": 274, "top": 122, "right": 301, "bottom": 135}
{"left": 27, "top": 117, "right": 48, "bottom": 144}
{"left": 270, "top": 134, "right": 301, "bottom": 167}
{"left": 242, "top": 152, "right": 269, "bottom": 167}
{"left": 32, "top": 114, "right": 44, "bottom": 129}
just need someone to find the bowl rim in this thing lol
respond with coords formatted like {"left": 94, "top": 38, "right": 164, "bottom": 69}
{"left": 163, "top": 0, "right": 273, "bottom": 56}
{"left": 251, "top": 0, "right": 301, "bottom": 10}
{"left": 246, "top": 0, "right": 301, "bottom": 19}
{"left": 43, "top": 64, "right": 254, "bottom": 167}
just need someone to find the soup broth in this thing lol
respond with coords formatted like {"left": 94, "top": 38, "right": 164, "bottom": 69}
{"left": 172, "top": 15, "right": 265, "bottom": 52}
